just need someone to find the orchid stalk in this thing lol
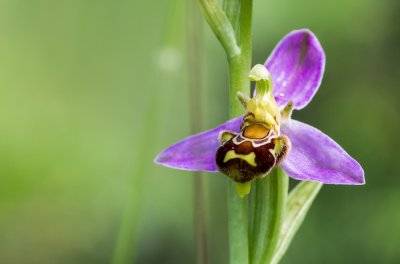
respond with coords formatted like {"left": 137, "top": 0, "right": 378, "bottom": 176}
{"left": 199, "top": 0, "right": 253, "bottom": 262}
{"left": 155, "top": 0, "right": 364, "bottom": 263}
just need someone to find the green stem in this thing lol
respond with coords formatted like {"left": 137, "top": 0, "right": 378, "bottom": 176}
{"left": 198, "top": 0, "right": 253, "bottom": 263}
{"left": 227, "top": 0, "right": 252, "bottom": 115}
{"left": 227, "top": 181, "right": 249, "bottom": 264}
{"left": 253, "top": 168, "right": 288, "bottom": 264}
{"left": 226, "top": 1, "right": 253, "bottom": 264}
{"left": 226, "top": 51, "right": 251, "bottom": 264}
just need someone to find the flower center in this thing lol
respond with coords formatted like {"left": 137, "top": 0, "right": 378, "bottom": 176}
{"left": 216, "top": 65, "right": 291, "bottom": 197}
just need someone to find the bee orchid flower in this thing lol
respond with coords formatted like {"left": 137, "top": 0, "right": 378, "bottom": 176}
{"left": 155, "top": 29, "right": 364, "bottom": 196}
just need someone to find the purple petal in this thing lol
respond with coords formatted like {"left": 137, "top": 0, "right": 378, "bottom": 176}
{"left": 266, "top": 29, "right": 326, "bottom": 110}
{"left": 281, "top": 119, "right": 365, "bottom": 185}
{"left": 155, "top": 116, "right": 242, "bottom": 172}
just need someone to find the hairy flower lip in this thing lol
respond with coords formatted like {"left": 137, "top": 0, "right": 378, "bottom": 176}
{"left": 154, "top": 29, "right": 365, "bottom": 185}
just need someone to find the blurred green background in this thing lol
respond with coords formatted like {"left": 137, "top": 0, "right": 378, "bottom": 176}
{"left": 0, "top": 0, "right": 399, "bottom": 263}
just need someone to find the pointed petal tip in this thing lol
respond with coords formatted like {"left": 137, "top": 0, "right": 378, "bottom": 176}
{"left": 281, "top": 119, "right": 366, "bottom": 186}
{"left": 153, "top": 152, "right": 171, "bottom": 168}
{"left": 154, "top": 153, "right": 216, "bottom": 172}
{"left": 347, "top": 162, "right": 366, "bottom": 185}
{"left": 322, "top": 158, "right": 365, "bottom": 185}
{"left": 153, "top": 116, "right": 243, "bottom": 173}
{"left": 153, "top": 143, "right": 218, "bottom": 172}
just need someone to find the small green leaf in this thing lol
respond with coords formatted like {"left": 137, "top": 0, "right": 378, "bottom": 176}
{"left": 197, "top": 0, "right": 240, "bottom": 57}
{"left": 271, "top": 181, "right": 322, "bottom": 264}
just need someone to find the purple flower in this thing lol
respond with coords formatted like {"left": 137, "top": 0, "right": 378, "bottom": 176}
{"left": 155, "top": 29, "right": 365, "bottom": 188}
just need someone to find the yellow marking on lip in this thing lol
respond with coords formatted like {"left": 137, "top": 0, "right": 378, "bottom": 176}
{"left": 220, "top": 131, "right": 235, "bottom": 144}
{"left": 223, "top": 150, "right": 257, "bottom": 167}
